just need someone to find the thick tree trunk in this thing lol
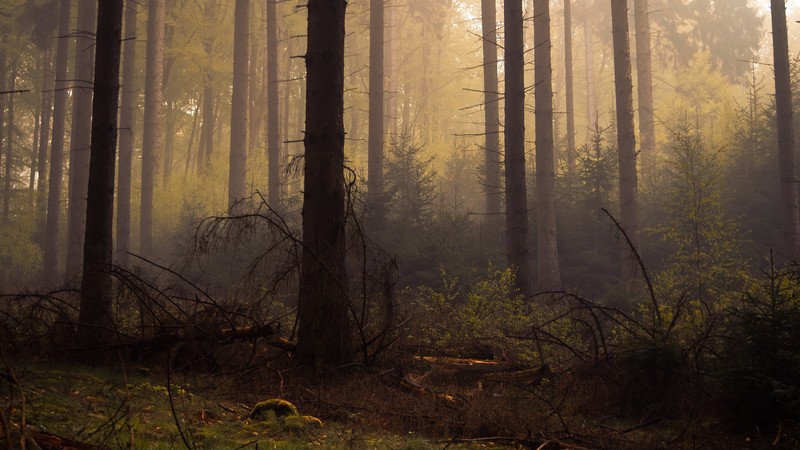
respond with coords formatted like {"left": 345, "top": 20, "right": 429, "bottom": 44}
{"left": 771, "top": 0, "right": 800, "bottom": 259}
{"left": 367, "top": 0, "right": 385, "bottom": 222}
{"left": 36, "top": 47, "right": 54, "bottom": 231}
{"left": 79, "top": 0, "right": 123, "bottom": 354}
{"left": 65, "top": 0, "right": 97, "bottom": 281}
{"left": 297, "top": 0, "right": 353, "bottom": 371}
{"left": 141, "top": 0, "right": 165, "bottom": 258}
{"left": 481, "top": 0, "right": 502, "bottom": 229}
{"left": 43, "top": 0, "right": 72, "bottom": 286}
{"left": 504, "top": 0, "right": 531, "bottom": 295}
{"left": 611, "top": 0, "right": 639, "bottom": 285}
{"left": 633, "top": 0, "right": 655, "bottom": 174}
{"left": 228, "top": 0, "right": 249, "bottom": 210}
{"left": 116, "top": 0, "right": 137, "bottom": 266}
{"left": 534, "top": 0, "right": 561, "bottom": 291}
{"left": 564, "top": 0, "right": 575, "bottom": 202}
{"left": 266, "top": 0, "right": 280, "bottom": 207}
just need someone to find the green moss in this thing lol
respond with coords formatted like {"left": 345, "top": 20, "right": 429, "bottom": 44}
{"left": 283, "top": 415, "right": 323, "bottom": 432}
{"left": 248, "top": 399, "right": 299, "bottom": 420}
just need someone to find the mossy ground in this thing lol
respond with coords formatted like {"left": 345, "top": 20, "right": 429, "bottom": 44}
{"left": 1, "top": 361, "right": 516, "bottom": 449}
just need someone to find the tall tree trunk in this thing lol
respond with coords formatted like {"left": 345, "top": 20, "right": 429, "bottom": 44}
{"left": 633, "top": 0, "right": 655, "bottom": 175}
{"left": 141, "top": 0, "right": 165, "bottom": 258}
{"left": 611, "top": 0, "right": 639, "bottom": 284}
{"left": 3, "top": 63, "right": 16, "bottom": 223}
{"left": 36, "top": 47, "right": 54, "bottom": 231}
{"left": 481, "top": 0, "right": 502, "bottom": 229}
{"left": 504, "top": 0, "right": 531, "bottom": 295}
{"left": 297, "top": 0, "right": 353, "bottom": 371}
{"left": 534, "top": 0, "right": 561, "bottom": 291}
{"left": 43, "top": 0, "right": 72, "bottom": 286}
{"left": 201, "top": 85, "right": 214, "bottom": 169}
{"left": 115, "top": 0, "right": 137, "bottom": 266}
{"left": 564, "top": 0, "right": 575, "bottom": 202}
{"left": 266, "top": 0, "right": 280, "bottom": 207}
{"left": 79, "top": 0, "right": 123, "bottom": 354}
{"left": 584, "top": 10, "right": 597, "bottom": 139}
{"left": 367, "top": 0, "right": 385, "bottom": 223}
{"left": 248, "top": 2, "right": 261, "bottom": 153}
{"left": 385, "top": 0, "right": 397, "bottom": 142}
{"left": 65, "top": 0, "right": 97, "bottom": 281}
{"left": 30, "top": 83, "right": 40, "bottom": 194}
{"left": 228, "top": 0, "right": 249, "bottom": 210}
{"left": 771, "top": 0, "right": 800, "bottom": 259}
{"left": 184, "top": 103, "right": 199, "bottom": 177}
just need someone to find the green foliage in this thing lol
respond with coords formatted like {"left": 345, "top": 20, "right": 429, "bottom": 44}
{"left": 714, "top": 263, "right": 800, "bottom": 435}
{"left": 410, "top": 266, "right": 539, "bottom": 363}
{"left": 651, "top": 124, "right": 750, "bottom": 310}
{"left": 0, "top": 217, "right": 41, "bottom": 289}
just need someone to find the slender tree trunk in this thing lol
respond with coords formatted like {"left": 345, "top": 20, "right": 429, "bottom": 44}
{"left": 367, "top": 0, "right": 385, "bottom": 222}
{"left": 266, "top": 0, "right": 280, "bottom": 207}
{"left": 249, "top": 2, "right": 261, "bottom": 153}
{"left": 141, "top": 0, "right": 165, "bottom": 258}
{"left": 184, "top": 103, "right": 199, "bottom": 177}
{"left": 115, "top": 0, "right": 137, "bottom": 266}
{"left": 297, "top": 0, "right": 353, "bottom": 371}
{"left": 633, "top": 0, "right": 655, "bottom": 174}
{"left": 2, "top": 63, "right": 16, "bottom": 223}
{"left": 30, "top": 85, "right": 40, "bottom": 194}
{"left": 564, "top": 0, "right": 575, "bottom": 202}
{"left": 79, "top": 0, "right": 123, "bottom": 354}
{"left": 481, "top": 0, "right": 502, "bottom": 228}
{"left": 534, "top": 0, "right": 561, "bottom": 291}
{"left": 162, "top": 101, "right": 174, "bottom": 187}
{"left": 385, "top": 0, "right": 397, "bottom": 142}
{"left": 584, "top": 11, "right": 597, "bottom": 139}
{"left": 771, "top": 0, "right": 800, "bottom": 258}
{"left": 65, "top": 0, "right": 97, "bottom": 281}
{"left": 43, "top": 0, "right": 72, "bottom": 286}
{"left": 36, "top": 47, "right": 54, "bottom": 230}
{"left": 3, "top": 63, "right": 16, "bottom": 223}
{"left": 611, "top": 0, "right": 639, "bottom": 284}
{"left": 202, "top": 85, "right": 214, "bottom": 169}
{"left": 228, "top": 0, "right": 249, "bottom": 210}
{"left": 504, "top": 0, "right": 531, "bottom": 295}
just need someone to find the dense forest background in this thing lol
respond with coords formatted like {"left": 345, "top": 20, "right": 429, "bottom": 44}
{"left": 5, "top": 0, "right": 800, "bottom": 447}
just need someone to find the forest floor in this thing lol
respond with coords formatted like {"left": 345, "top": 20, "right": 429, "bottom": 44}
{"left": 1, "top": 361, "right": 523, "bottom": 450}
{"left": 0, "top": 359, "right": 775, "bottom": 450}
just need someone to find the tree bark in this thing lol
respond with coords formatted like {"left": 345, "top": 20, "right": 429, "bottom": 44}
{"left": 564, "top": 0, "right": 575, "bottom": 202}
{"left": 266, "top": 0, "right": 280, "bottom": 208}
{"left": 228, "top": 0, "right": 249, "bottom": 211}
{"left": 297, "top": 0, "right": 353, "bottom": 371}
{"left": 36, "top": 47, "right": 54, "bottom": 234}
{"left": 65, "top": 0, "right": 97, "bottom": 282}
{"left": 633, "top": 0, "right": 655, "bottom": 174}
{"left": 43, "top": 0, "right": 72, "bottom": 286}
{"left": 79, "top": 0, "right": 124, "bottom": 354}
{"left": 584, "top": 10, "right": 598, "bottom": 139}
{"left": 771, "top": 0, "right": 800, "bottom": 259}
{"left": 367, "top": 0, "right": 385, "bottom": 222}
{"left": 481, "top": 0, "right": 502, "bottom": 230}
{"left": 534, "top": 0, "right": 561, "bottom": 291}
{"left": 3, "top": 63, "right": 16, "bottom": 224}
{"left": 116, "top": 0, "right": 137, "bottom": 266}
{"left": 504, "top": 0, "right": 531, "bottom": 295}
{"left": 611, "top": 0, "right": 639, "bottom": 285}
{"left": 141, "top": 0, "right": 166, "bottom": 258}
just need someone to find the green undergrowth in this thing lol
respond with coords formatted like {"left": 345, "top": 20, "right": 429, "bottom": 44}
{"left": 2, "top": 362, "right": 513, "bottom": 449}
